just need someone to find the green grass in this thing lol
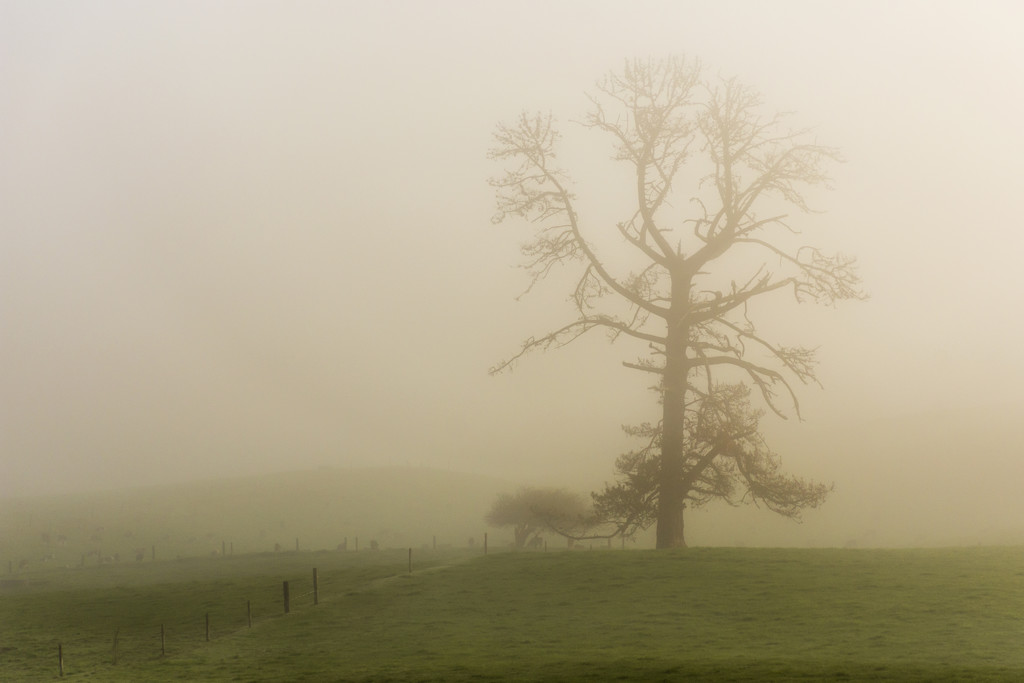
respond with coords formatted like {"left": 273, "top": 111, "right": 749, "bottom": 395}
{"left": 1, "top": 547, "right": 473, "bottom": 680}
{"left": 3, "top": 546, "right": 1024, "bottom": 681}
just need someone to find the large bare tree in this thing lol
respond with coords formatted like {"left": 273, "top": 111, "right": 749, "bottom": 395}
{"left": 489, "top": 57, "right": 863, "bottom": 548}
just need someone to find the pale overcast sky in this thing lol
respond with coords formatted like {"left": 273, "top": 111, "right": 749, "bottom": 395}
{"left": 2, "top": 0, "right": 1023, "bottom": 546}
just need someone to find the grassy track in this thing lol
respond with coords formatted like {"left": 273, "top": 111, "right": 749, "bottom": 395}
{"left": 3, "top": 547, "right": 1024, "bottom": 681}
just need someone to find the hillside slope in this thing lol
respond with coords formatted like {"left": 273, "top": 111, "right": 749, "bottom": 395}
{"left": 0, "top": 467, "right": 517, "bottom": 569}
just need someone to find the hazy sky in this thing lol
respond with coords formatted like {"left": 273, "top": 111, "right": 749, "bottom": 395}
{"left": 3, "top": 0, "right": 1023, "bottom": 525}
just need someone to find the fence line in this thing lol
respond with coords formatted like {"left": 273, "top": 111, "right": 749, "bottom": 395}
{"left": 42, "top": 547, "right": 440, "bottom": 677}
{"left": 3, "top": 530, "right": 517, "bottom": 576}
{"left": 22, "top": 537, "right": 587, "bottom": 677}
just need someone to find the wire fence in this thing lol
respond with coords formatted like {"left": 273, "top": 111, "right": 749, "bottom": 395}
{"left": 51, "top": 570, "right": 327, "bottom": 675}
{"left": 8, "top": 545, "right": 471, "bottom": 678}
{"left": 7, "top": 534, "right": 626, "bottom": 677}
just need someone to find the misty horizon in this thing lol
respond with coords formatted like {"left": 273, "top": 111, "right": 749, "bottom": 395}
{"left": 3, "top": 2, "right": 1024, "bottom": 549}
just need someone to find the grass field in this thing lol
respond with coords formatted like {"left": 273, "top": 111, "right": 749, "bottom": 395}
{"left": 3, "top": 545, "right": 1023, "bottom": 681}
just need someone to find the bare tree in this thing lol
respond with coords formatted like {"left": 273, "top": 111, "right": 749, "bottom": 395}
{"left": 489, "top": 56, "right": 863, "bottom": 548}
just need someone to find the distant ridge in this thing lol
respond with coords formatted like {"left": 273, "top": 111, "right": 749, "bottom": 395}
{"left": 0, "top": 467, "right": 522, "bottom": 566}
{"left": 6, "top": 401, "right": 1024, "bottom": 556}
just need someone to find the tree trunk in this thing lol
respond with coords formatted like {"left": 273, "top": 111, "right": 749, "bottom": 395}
{"left": 656, "top": 362, "right": 688, "bottom": 548}
{"left": 656, "top": 285, "right": 690, "bottom": 549}
{"left": 656, "top": 503, "right": 686, "bottom": 549}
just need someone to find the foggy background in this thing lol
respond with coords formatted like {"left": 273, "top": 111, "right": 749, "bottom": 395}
{"left": 3, "top": 1, "right": 1023, "bottom": 546}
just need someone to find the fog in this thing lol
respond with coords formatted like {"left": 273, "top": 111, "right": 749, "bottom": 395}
{"left": 2, "top": 2, "right": 1023, "bottom": 546}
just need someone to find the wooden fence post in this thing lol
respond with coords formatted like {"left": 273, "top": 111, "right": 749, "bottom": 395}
{"left": 295, "top": 537, "right": 299, "bottom": 552}
{"left": 313, "top": 568, "right": 319, "bottom": 606}
{"left": 283, "top": 581, "right": 290, "bottom": 614}
{"left": 247, "top": 600, "right": 252, "bottom": 628}
{"left": 205, "top": 613, "right": 210, "bottom": 642}
{"left": 484, "top": 532, "right": 488, "bottom": 555}
{"left": 58, "top": 643, "right": 63, "bottom": 677}
{"left": 230, "top": 542, "right": 233, "bottom": 556}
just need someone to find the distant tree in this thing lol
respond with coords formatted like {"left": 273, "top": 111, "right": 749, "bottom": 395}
{"left": 485, "top": 487, "right": 597, "bottom": 548}
{"left": 489, "top": 56, "right": 863, "bottom": 548}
